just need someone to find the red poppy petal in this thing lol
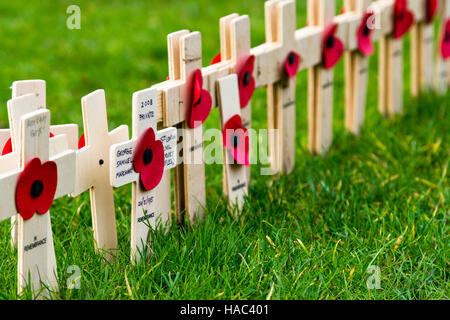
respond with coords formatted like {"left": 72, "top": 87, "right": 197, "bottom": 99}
{"left": 357, "top": 12, "right": 375, "bottom": 56}
{"left": 237, "top": 55, "right": 256, "bottom": 108}
{"left": 15, "top": 158, "right": 57, "bottom": 220}
{"left": 441, "top": 20, "right": 450, "bottom": 59}
{"left": 78, "top": 133, "right": 85, "bottom": 149}
{"left": 133, "top": 127, "right": 156, "bottom": 174}
{"left": 285, "top": 51, "right": 301, "bottom": 79}
{"left": 193, "top": 69, "right": 203, "bottom": 104}
{"left": 393, "top": 0, "right": 414, "bottom": 39}
{"left": 35, "top": 161, "right": 58, "bottom": 215}
{"left": 223, "top": 115, "right": 249, "bottom": 166}
{"left": 323, "top": 23, "right": 344, "bottom": 69}
{"left": 189, "top": 70, "right": 212, "bottom": 129}
{"left": 426, "top": 0, "right": 438, "bottom": 24}
{"left": 2, "top": 138, "right": 12, "bottom": 155}
{"left": 139, "top": 140, "right": 165, "bottom": 191}
{"left": 211, "top": 53, "right": 221, "bottom": 65}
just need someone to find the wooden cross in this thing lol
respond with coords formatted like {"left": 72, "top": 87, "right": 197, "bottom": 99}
{"left": 217, "top": 75, "right": 249, "bottom": 214}
{"left": 264, "top": 0, "right": 297, "bottom": 174}
{"left": 436, "top": 0, "right": 450, "bottom": 92}
{"left": 378, "top": 0, "right": 406, "bottom": 117}
{"left": 156, "top": 31, "right": 206, "bottom": 224}
{"left": 410, "top": 0, "right": 437, "bottom": 95}
{"left": 307, "top": 0, "right": 341, "bottom": 154}
{"left": 3, "top": 80, "right": 78, "bottom": 247}
{"left": 72, "top": 89, "right": 129, "bottom": 260}
{"left": 109, "top": 88, "right": 177, "bottom": 263}
{"left": 218, "top": 13, "right": 252, "bottom": 180}
{"left": 344, "top": 0, "right": 373, "bottom": 135}
{"left": 0, "top": 108, "right": 75, "bottom": 297}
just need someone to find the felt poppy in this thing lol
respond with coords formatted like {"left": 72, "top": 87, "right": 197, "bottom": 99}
{"left": 15, "top": 158, "right": 58, "bottom": 221}
{"left": 211, "top": 53, "right": 221, "bottom": 65}
{"left": 357, "top": 11, "right": 375, "bottom": 56}
{"left": 222, "top": 115, "right": 249, "bottom": 166}
{"left": 285, "top": 51, "right": 301, "bottom": 79}
{"left": 322, "top": 22, "right": 344, "bottom": 69}
{"left": 78, "top": 133, "right": 85, "bottom": 149}
{"left": 2, "top": 133, "right": 54, "bottom": 155}
{"left": 441, "top": 19, "right": 450, "bottom": 59}
{"left": 133, "top": 127, "right": 164, "bottom": 191}
{"left": 189, "top": 69, "right": 213, "bottom": 129}
{"left": 425, "top": 0, "right": 438, "bottom": 24}
{"left": 237, "top": 55, "right": 256, "bottom": 108}
{"left": 393, "top": 0, "right": 414, "bottom": 39}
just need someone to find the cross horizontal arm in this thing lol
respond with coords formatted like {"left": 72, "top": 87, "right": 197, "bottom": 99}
{"left": 50, "top": 149, "right": 76, "bottom": 199}
{"left": 110, "top": 127, "right": 177, "bottom": 188}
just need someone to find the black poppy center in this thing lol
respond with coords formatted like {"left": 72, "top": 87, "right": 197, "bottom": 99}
{"left": 30, "top": 180, "right": 44, "bottom": 199}
{"left": 445, "top": 31, "right": 450, "bottom": 42}
{"left": 143, "top": 148, "right": 153, "bottom": 165}
{"left": 231, "top": 133, "right": 239, "bottom": 149}
{"left": 288, "top": 52, "right": 296, "bottom": 66}
{"left": 195, "top": 94, "right": 202, "bottom": 105}
{"left": 326, "top": 35, "right": 335, "bottom": 49}
{"left": 397, "top": 10, "right": 405, "bottom": 20}
{"left": 363, "top": 24, "right": 370, "bottom": 36}
{"left": 243, "top": 71, "right": 251, "bottom": 86}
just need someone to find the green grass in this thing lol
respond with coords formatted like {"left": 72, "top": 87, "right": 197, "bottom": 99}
{"left": 0, "top": 0, "right": 449, "bottom": 300}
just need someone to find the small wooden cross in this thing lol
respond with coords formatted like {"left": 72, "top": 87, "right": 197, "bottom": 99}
{"left": 410, "top": 0, "right": 437, "bottom": 95}
{"left": 0, "top": 108, "right": 75, "bottom": 298}
{"left": 109, "top": 88, "right": 177, "bottom": 263}
{"left": 307, "top": 0, "right": 340, "bottom": 154}
{"left": 72, "top": 89, "right": 129, "bottom": 260}
{"left": 343, "top": 0, "right": 373, "bottom": 135}
{"left": 436, "top": 0, "right": 450, "bottom": 92}
{"left": 217, "top": 74, "right": 249, "bottom": 214}
{"left": 4, "top": 80, "right": 78, "bottom": 247}
{"left": 378, "top": 0, "right": 408, "bottom": 117}
{"left": 156, "top": 31, "right": 207, "bottom": 224}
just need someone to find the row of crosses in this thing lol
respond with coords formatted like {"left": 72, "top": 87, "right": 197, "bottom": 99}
{"left": 0, "top": 0, "right": 448, "bottom": 298}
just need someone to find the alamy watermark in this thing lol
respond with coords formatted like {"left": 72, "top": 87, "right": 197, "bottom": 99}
{"left": 66, "top": 5, "right": 81, "bottom": 30}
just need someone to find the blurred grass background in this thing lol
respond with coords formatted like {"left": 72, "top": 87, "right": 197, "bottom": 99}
{"left": 0, "top": 0, "right": 448, "bottom": 299}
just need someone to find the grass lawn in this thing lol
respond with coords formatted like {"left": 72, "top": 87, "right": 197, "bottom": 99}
{"left": 0, "top": 0, "right": 448, "bottom": 299}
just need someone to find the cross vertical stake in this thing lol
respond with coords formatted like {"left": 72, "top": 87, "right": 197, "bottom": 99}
{"left": 307, "top": 0, "right": 337, "bottom": 154}
{"left": 411, "top": 0, "right": 435, "bottom": 96}
{"left": 266, "top": 0, "right": 297, "bottom": 173}
{"left": 378, "top": 0, "right": 405, "bottom": 117}
{"left": 436, "top": 0, "right": 450, "bottom": 92}
{"left": 217, "top": 75, "right": 249, "bottom": 215}
{"left": 110, "top": 88, "right": 177, "bottom": 263}
{"left": 344, "top": 0, "right": 372, "bottom": 135}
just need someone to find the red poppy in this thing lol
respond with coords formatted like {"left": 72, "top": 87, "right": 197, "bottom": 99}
{"left": 15, "top": 158, "right": 58, "bottom": 221}
{"left": 78, "top": 133, "right": 85, "bottom": 149}
{"left": 133, "top": 127, "right": 164, "bottom": 191}
{"left": 425, "top": 0, "right": 438, "bottom": 24}
{"left": 441, "top": 19, "right": 450, "bottom": 59}
{"left": 393, "top": 0, "right": 414, "bottom": 39}
{"left": 322, "top": 22, "right": 344, "bottom": 69}
{"left": 188, "top": 69, "right": 212, "bottom": 129}
{"left": 211, "top": 53, "right": 221, "bottom": 65}
{"left": 223, "top": 115, "right": 249, "bottom": 166}
{"left": 357, "top": 11, "right": 375, "bottom": 56}
{"left": 2, "top": 133, "right": 54, "bottom": 155}
{"left": 237, "top": 55, "right": 255, "bottom": 108}
{"left": 285, "top": 51, "right": 301, "bottom": 79}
